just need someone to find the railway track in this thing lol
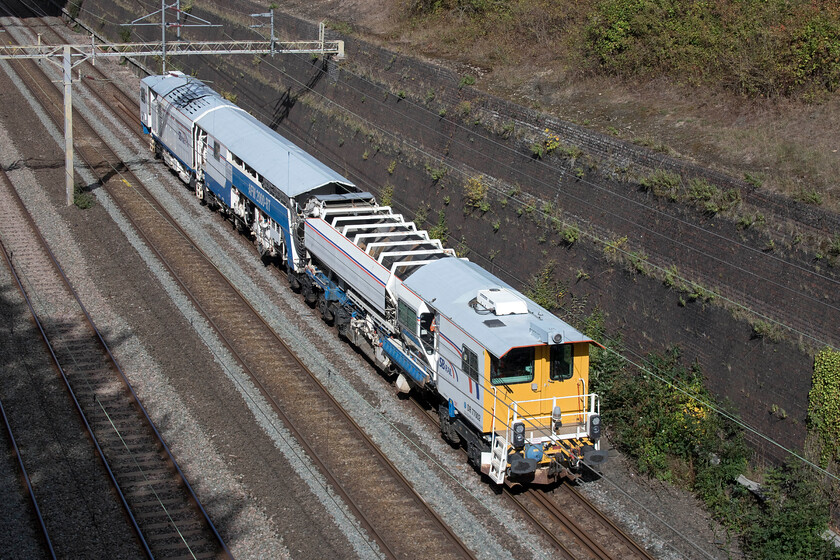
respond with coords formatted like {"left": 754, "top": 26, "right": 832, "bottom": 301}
{"left": 27, "top": 14, "right": 663, "bottom": 559}
{"left": 513, "top": 484, "right": 654, "bottom": 560}
{"left": 0, "top": 155, "right": 230, "bottom": 557}
{"left": 410, "top": 401, "right": 655, "bottom": 560}
{"left": 0, "top": 393, "right": 53, "bottom": 557}
{"left": 2, "top": 15, "right": 477, "bottom": 559}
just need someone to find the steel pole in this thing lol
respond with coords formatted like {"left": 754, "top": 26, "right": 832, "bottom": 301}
{"left": 161, "top": 0, "right": 166, "bottom": 73}
{"left": 64, "top": 46, "right": 73, "bottom": 206}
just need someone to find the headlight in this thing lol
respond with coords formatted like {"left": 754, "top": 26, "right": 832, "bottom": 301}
{"left": 589, "top": 414, "right": 602, "bottom": 441}
{"left": 512, "top": 421, "right": 526, "bottom": 448}
{"left": 551, "top": 406, "right": 563, "bottom": 431}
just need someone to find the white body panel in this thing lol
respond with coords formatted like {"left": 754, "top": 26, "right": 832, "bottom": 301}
{"left": 305, "top": 217, "right": 391, "bottom": 314}
{"left": 434, "top": 315, "right": 485, "bottom": 430}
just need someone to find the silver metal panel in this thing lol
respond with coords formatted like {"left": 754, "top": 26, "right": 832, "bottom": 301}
{"left": 143, "top": 74, "right": 355, "bottom": 198}
{"left": 402, "top": 258, "right": 593, "bottom": 358}
{"left": 305, "top": 218, "right": 389, "bottom": 314}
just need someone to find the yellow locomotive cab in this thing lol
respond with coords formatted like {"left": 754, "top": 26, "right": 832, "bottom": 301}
{"left": 482, "top": 342, "right": 604, "bottom": 484}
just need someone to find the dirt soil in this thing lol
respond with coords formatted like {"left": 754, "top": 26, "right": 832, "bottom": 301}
{"left": 279, "top": 0, "right": 840, "bottom": 214}
{"left": 49, "top": 0, "right": 838, "bottom": 556}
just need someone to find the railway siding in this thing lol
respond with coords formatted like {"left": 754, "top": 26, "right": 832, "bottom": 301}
{"left": 0, "top": 161, "right": 222, "bottom": 557}
{"left": 0, "top": 18, "right": 499, "bottom": 560}
{"left": 0, "top": 10, "right": 760, "bottom": 560}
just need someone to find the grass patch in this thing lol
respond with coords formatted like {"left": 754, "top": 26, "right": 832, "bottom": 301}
{"left": 380, "top": 183, "right": 394, "bottom": 206}
{"left": 428, "top": 210, "right": 449, "bottom": 244}
{"left": 585, "top": 0, "right": 840, "bottom": 98}
{"left": 640, "top": 169, "right": 681, "bottom": 200}
{"left": 463, "top": 175, "right": 488, "bottom": 207}
{"left": 751, "top": 319, "right": 785, "bottom": 343}
{"left": 73, "top": 183, "right": 95, "bottom": 209}
{"left": 525, "top": 261, "right": 566, "bottom": 311}
{"left": 642, "top": 172, "right": 741, "bottom": 214}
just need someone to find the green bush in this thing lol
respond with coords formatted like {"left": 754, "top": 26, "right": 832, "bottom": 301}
{"left": 381, "top": 183, "right": 394, "bottom": 206}
{"left": 73, "top": 183, "right": 95, "bottom": 209}
{"left": 583, "top": 316, "right": 837, "bottom": 556}
{"left": 463, "top": 175, "right": 488, "bottom": 207}
{"left": 640, "top": 169, "right": 681, "bottom": 200}
{"left": 808, "top": 347, "right": 840, "bottom": 465}
{"left": 428, "top": 210, "right": 449, "bottom": 243}
{"left": 525, "top": 261, "right": 566, "bottom": 311}
{"left": 600, "top": 346, "right": 750, "bottom": 487}
{"left": 742, "top": 462, "right": 838, "bottom": 560}
{"left": 585, "top": 0, "right": 840, "bottom": 97}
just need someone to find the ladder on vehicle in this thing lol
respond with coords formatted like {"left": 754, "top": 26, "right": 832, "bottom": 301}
{"left": 488, "top": 390, "right": 507, "bottom": 484}
{"left": 488, "top": 435, "right": 508, "bottom": 484}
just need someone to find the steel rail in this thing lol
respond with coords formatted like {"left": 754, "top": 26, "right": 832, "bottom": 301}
{"left": 0, "top": 216, "right": 153, "bottom": 559}
{"left": 15, "top": 17, "right": 475, "bottom": 560}
{"left": 0, "top": 384, "right": 56, "bottom": 559}
{"left": 0, "top": 21, "right": 233, "bottom": 560}
{"left": 45, "top": 16, "right": 649, "bottom": 560}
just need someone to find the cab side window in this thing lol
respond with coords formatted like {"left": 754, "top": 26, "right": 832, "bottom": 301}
{"left": 550, "top": 344, "right": 574, "bottom": 381}
{"left": 462, "top": 346, "right": 479, "bottom": 382}
{"left": 490, "top": 347, "right": 535, "bottom": 385}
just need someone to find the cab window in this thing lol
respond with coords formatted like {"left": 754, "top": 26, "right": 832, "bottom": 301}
{"left": 490, "top": 347, "right": 535, "bottom": 385}
{"left": 550, "top": 344, "right": 574, "bottom": 381}
{"left": 462, "top": 346, "right": 479, "bottom": 381}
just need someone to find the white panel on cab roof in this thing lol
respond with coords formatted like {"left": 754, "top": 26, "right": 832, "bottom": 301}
{"left": 477, "top": 288, "right": 528, "bottom": 316}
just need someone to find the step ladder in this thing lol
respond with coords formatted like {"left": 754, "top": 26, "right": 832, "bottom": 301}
{"left": 488, "top": 435, "right": 508, "bottom": 484}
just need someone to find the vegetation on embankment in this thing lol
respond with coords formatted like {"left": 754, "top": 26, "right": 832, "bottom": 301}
{"left": 580, "top": 314, "right": 840, "bottom": 559}
{"left": 397, "top": 0, "right": 840, "bottom": 211}
{"left": 405, "top": 0, "right": 840, "bottom": 100}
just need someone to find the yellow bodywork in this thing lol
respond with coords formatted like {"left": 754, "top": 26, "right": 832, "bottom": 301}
{"left": 481, "top": 342, "right": 591, "bottom": 436}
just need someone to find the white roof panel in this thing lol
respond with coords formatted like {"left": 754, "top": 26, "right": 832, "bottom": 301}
{"left": 143, "top": 73, "right": 354, "bottom": 198}
{"left": 402, "top": 258, "right": 594, "bottom": 357}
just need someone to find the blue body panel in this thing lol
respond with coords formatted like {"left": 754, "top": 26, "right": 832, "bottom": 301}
{"left": 205, "top": 174, "right": 231, "bottom": 207}
{"left": 381, "top": 337, "right": 429, "bottom": 385}
{"left": 230, "top": 167, "right": 295, "bottom": 267}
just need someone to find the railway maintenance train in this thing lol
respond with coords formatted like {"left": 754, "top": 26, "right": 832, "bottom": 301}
{"left": 140, "top": 71, "right": 607, "bottom": 485}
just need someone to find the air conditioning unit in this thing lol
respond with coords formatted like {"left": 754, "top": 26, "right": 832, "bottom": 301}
{"left": 476, "top": 288, "right": 528, "bottom": 316}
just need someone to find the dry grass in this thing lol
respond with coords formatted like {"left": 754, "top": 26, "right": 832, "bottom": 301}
{"left": 275, "top": 0, "right": 840, "bottom": 213}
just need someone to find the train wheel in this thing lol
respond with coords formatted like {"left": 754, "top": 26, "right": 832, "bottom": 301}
{"left": 335, "top": 307, "right": 350, "bottom": 339}
{"left": 317, "top": 295, "right": 334, "bottom": 324}
{"left": 287, "top": 272, "right": 301, "bottom": 292}
{"left": 301, "top": 277, "right": 316, "bottom": 305}
{"left": 438, "top": 405, "right": 461, "bottom": 445}
{"left": 322, "top": 298, "right": 336, "bottom": 324}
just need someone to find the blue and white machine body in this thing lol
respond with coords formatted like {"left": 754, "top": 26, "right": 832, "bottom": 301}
{"left": 140, "top": 71, "right": 354, "bottom": 270}
{"left": 140, "top": 74, "right": 606, "bottom": 486}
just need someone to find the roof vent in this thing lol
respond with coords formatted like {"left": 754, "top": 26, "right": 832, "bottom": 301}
{"left": 476, "top": 288, "right": 528, "bottom": 316}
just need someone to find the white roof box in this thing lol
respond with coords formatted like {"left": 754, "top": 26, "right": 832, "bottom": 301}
{"left": 477, "top": 288, "right": 528, "bottom": 316}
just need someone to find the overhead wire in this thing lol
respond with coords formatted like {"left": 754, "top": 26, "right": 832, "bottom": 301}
{"left": 0, "top": 14, "right": 389, "bottom": 558}
{"left": 39, "top": 0, "right": 840, "bottom": 349}
{"left": 20, "top": 0, "right": 839, "bottom": 528}
{"left": 189, "top": 16, "right": 840, "bottom": 480}
{"left": 222, "top": 44, "right": 840, "bottom": 355}
{"left": 167, "top": 14, "right": 840, "bottom": 349}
